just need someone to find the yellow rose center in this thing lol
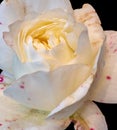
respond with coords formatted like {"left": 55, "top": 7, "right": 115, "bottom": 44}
{"left": 18, "top": 17, "right": 71, "bottom": 62}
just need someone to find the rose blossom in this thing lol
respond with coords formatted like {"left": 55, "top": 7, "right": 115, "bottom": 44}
{"left": 0, "top": 0, "right": 117, "bottom": 130}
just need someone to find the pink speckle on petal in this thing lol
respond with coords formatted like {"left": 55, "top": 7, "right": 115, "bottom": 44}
{"left": 106, "top": 76, "right": 111, "bottom": 80}
{"left": 0, "top": 22, "right": 2, "bottom": 25}
{"left": 0, "top": 87, "right": 5, "bottom": 90}
{"left": 0, "top": 75, "right": 4, "bottom": 83}
{"left": 0, "top": 123, "right": 2, "bottom": 126}
{"left": 20, "top": 85, "right": 25, "bottom": 89}
{"left": 90, "top": 128, "right": 95, "bottom": 130}
{"left": 113, "top": 49, "right": 117, "bottom": 53}
{"left": 96, "top": 112, "right": 99, "bottom": 115}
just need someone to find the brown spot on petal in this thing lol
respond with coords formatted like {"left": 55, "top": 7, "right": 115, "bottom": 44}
{"left": 52, "top": 117, "right": 55, "bottom": 120}
{"left": 7, "top": 126, "right": 11, "bottom": 129}
{"left": 0, "top": 123, "right": 2, "bottom": 126}
{"left": 5, "top": 0, "right": 9, "bottom": 3}
{"left": 5, "top": 119, "right": 12, "bottom": 123}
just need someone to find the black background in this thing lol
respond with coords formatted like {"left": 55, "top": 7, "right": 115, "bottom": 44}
{"left": 0, "top": 0, "right": 117, "bottom": 130}
{"left": 66, "top": 0, "right": 117, "bottom": 130}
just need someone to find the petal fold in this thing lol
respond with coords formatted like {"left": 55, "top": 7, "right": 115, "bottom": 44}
{"left": 74, "top": 4, "right": 105, "bottom": 53}
{"left": 47, "top": 74, "right": 94, "bottom": 120}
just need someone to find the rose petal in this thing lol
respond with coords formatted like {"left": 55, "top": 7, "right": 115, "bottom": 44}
{"left": 3, "top": 20, "right": 50, "bottom": 79}
{"left": 0, "top": 22, "right": 14, "bottom": 76}
{"left": 0, "top": 85, "right": 46, "bottom": 129}
{"left": 21, "top": 0, "right": 73, "bottom": 15}
{"left": 0, "top": 0, "right": 24, "bottom": 25}
{"left": 12, "top": 54, "right": 50, "bottom": 79}
{"left": 3, "top": 8, "right": 75, "bottom": 78}
{"left": 90, "top": 31, "right": 117, "bottom": 103}
{"left": 74, "top": 4, "right": 105, "bottom": 54}
{"left": 66, "top": 22, "right": 93, "bottom": 66}
{"left": 47, "top": 74, "right": 94, "bottom": 120}
{"left": 4, "top": 64, "right": 91, "bottom": 111}
{"left": 71, "top": 101, "right": 108, "bottom": 130}
{"left": 0, "top": 0, "right": 24, "bottom": 76}
{"left": 50, "top": 38, "right": 74, "bottom": 65}
{"left": 0, "top": 85, "right": 69, "bottom": 130}
{"left": 0, "top": 38, "right": 14, "bottom": 75}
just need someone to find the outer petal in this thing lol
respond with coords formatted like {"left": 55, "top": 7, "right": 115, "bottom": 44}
{"left": 0, "top": 73, "right": 13, "bottom": 86}
{"left": 0, "top": 85, "right": 70, "bottom": 130}
{"left": 4, "top": 64, "right": 91, "bottom": 111}
{"left": 90, "top": 31, "right": 117, "bottom": 103}
{"left": 74, "top": 4, "right": 105, "bottom": 53}
{"left": 0, "top": 0, "right": 24, "bottom": 75}
{"left": 12, "top": 55, "right": 50, "bottom": 79}
{"left": 47, "top": 74, "right": 94, "bottom": 120}
{"left": 22, "top": 0, "right": 73, "bottom": 15}
{"left": 0, "top": 0, "right": 24, "bottom": 25}
{"left": 0, "top": 37, "right": 14, "bottom": 75}
{"left": 71, "top": 101, "right": 108, "bottom": 130}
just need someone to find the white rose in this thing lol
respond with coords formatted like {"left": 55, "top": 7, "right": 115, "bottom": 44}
{"left": 0, "top": 0, "right": 116, "bottom": 130}
{"left": 2, "top": 0, "right": 102, "bottom": 111}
